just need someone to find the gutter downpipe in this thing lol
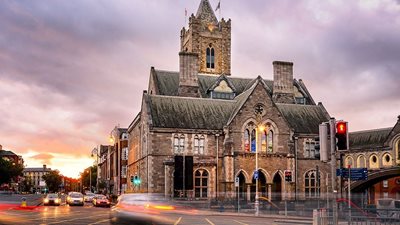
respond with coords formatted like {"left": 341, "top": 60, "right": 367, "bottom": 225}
{"left": 294, "top": 136, "right": 298, "bottom": 201}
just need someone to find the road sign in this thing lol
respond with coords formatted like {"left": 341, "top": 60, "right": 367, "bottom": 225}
{"left": 235, "top": 177, "right": 239, "bottom": 187}
{"left": 253, "top": 171, "right": 259, "bottom": 180}
{"left": 336, "top": 168, "right": 368, "bottom": 180}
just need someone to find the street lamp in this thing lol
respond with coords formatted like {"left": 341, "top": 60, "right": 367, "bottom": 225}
{"left": 254, "top": 104, "right": 266, "bottom": 217}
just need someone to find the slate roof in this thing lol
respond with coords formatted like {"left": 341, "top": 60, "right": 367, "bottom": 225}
{"left": 149, "top": 95, "right": 235, "bottom": 130}
{"left": 154, "top": 70, "right": 275, "bottom": 99}
{"left": 349, "top": 128, "right": 392, "bottom": 150}
{"left": 23, "top": 167, "right": 52, "bottom": 172}
{"left": 275, "top": 104, "right": 330, "bottom": 134}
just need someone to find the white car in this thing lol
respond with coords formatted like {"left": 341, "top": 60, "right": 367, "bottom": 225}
{"left": 84, "top": 193, "right": 96, "bottom": 202}
{"left": 66, "top": 192, "right": 84, "bottom": 206}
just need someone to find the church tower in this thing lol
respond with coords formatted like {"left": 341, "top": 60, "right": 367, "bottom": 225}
{"left": 180, "top": 0, "right": 231, "bottom": 75}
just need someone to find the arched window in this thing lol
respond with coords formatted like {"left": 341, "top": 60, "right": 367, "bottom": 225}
{"left": 369, "top": 154, "right": 379, "bottom": 169}
{"left": 174, "top": 134, "right": 185, "bottom": 154}
{"left": 305, "top": 170, "right": 320, "bottom": 198}
{"left": 345, "top": 156, "right": 354, "bottom": 168}
{"left": 194, "top": 135, "right": 205, "bottom": 155}
{"left": 251, "top": 129, "right": 256, "bottom": 153}
{"left": 261, "top": 130, "right": 267, "bottom": 153}
{"left": 194, "top": 169, "right": 208, "bottom": 198}
{"left": 206, "top": 46, "right": 215, "bottom": 69}
{"left": 357, "top": 155, "right": 366, "bottom": 168}
{"left": 267, "top": 130, "right": 274, "bottom": 153}
{"left": 382, "top": 153, "right": 392, "bottom": 167}
{"left": 397, "top": 140, "right": 400, "bottom": 160}
{"left": 244, "top": 129, "right": 250, "bottom": 152}
{"left": 244, "top": 122, "right": 256, "bottom": 153}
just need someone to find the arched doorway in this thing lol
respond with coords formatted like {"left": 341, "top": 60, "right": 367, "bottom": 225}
{"left": 237, "top": 172, "right": 246, "bottom": 200}
{"left": 272, "top": 173, "right": 282, "bottom": 201}
{"left": 251, "top": 170, "right": 267, "bottom": 201}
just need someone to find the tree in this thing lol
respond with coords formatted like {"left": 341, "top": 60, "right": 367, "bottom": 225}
{"left": 42, "top": 170, "right": 62, "bottom": 193}
{"left": 80, "top": 166, "right": 97, "bottom": 192}
{"left": 0, "top": 158, "right": 23, "bottom": 185}
{"left": 21, "top": 176, "right": 33, "bottom": 192}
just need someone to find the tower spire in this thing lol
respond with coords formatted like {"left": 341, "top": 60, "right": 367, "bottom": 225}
{"left": 196, "top": 0, "right": 218, "bottom": 24}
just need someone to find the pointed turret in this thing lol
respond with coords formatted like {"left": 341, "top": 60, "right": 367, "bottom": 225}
{"left": 196, "top": 0, "right": 218, "bottom": 25}
{"left": 180, "top": 0, "right": 231, "bottom": 76}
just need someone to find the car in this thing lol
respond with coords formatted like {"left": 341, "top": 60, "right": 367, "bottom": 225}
{"left": 376, "top": 198, "right": 400, "bottom": 219}
{"left": 43, "top": 193, "right": 61, "bottom": 206}
{"left": 66, "top": 192, "right": 84, "bottom": 206}
{"left": 92, "top": 194, "right": 111, "bottom": 207}
{"left": 84, "top": 192, "right": 96, "bottom": 202}
{"left": 111, "top": 193, "right": 198, "bottom": 225}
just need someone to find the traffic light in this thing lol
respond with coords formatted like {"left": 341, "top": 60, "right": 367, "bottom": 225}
{"left": 336, "top": 121, "right": 348, "bottom": 150}
{"left": 130, "top": 176, "right": 134, "bottom": 183}
{"left": 133, "top": 176, "right": 141, "bottom": 186}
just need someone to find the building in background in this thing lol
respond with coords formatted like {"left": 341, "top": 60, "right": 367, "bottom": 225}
{"left": 0, "top": 144, "right": 24, "bottom": 191}
{"left": 109, "top": 127, "right": 128, "bottom": 195}
{"left": 23, "top": 165, "right": 52, "bottom": 193}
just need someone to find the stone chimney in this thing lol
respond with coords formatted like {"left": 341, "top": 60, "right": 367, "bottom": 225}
{"left": 43, "top": 164, "right": 47, "bottom": 170}
{"left": 178, "top": 51, "right": 200, "bottom": 97}
{"left": 272, "top": 61, "right": 295, "bottom": 104}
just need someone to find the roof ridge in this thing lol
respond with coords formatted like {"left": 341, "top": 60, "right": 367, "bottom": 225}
{"left": 350, "top": 127, "right": 392, "bottom": 134}
{"left": 149, "top": 94, "right": 236, "bottom": 102}
{"left": 154, "top": 69, "right": 274, "bottom": 81}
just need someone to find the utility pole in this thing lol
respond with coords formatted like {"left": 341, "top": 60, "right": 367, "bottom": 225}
{"left": 330, "top": 118, "right": 338, "bottom": 225}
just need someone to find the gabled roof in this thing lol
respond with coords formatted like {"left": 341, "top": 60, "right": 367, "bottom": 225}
{"left": 148, "top": 95, "right": 235, "bottom": 130}
{"left": 349, "top": 128, "right": 392, "bottom": 150}
{"left": 275, "top": 104, "right": 330, "bottom": 134}
{"left": 196, "top": 0, "right": 218, "bottom": 24}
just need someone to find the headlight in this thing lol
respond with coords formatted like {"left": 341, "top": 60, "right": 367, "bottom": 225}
{"left": 44, "top": 199, "right": 49, "bottom": 203}
{"left": 55, "top": 199, "right": 60, "bottom": 203}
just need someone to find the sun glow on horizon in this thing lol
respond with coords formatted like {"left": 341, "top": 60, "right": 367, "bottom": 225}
{"left": 21, "top": 151, "right": 95, "bottom": 178}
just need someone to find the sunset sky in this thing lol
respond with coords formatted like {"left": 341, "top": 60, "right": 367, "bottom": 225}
{"left": 1, "top": 0, "right": 399, "bottom": 178}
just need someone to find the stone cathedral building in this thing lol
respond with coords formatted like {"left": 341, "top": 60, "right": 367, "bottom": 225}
{"left": 127, "top": 0, "right": 332, "bottom": 202}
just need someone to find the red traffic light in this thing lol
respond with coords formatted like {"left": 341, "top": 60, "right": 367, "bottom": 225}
{"left": 336, "top": 122, "right": 347, "bottom": 134}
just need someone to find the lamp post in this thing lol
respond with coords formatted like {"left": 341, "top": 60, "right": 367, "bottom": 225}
{"left": 89, "top": 169, "right": 92, "bottom": 193}
{"left": 254, "top": 104, "right": 264, "bottom": 217}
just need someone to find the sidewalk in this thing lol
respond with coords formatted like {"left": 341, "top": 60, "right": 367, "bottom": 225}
{"left": 0, "top": 194, "right": 43, "bottom": 206}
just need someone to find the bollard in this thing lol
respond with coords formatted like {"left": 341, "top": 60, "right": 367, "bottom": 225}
{"left": 21, "top": 197, "right": 27, "bottom": 207}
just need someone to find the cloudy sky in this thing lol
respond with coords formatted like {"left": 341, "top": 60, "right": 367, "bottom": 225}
{"left": 1, "top": 0, "right": 399, "bottom": 178}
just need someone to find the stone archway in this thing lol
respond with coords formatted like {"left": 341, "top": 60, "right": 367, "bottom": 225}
{"left": 251, "top": 170, "right": 267, "bottom": 201}
{"left": 272, "top": 172, "right": 282, "bottom": 201}
{"left": 237, "top": 171, "right": 247, "bottom": 200}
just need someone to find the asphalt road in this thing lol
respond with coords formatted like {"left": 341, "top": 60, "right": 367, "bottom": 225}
{"left": 0, "top": 195, "right": 314, "bottom": 225}
{"left": 0, "top": 202, "right": 311, "bottom": 225}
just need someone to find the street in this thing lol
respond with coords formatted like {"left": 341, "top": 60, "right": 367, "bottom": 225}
{"left": 0, "top": 195, "right": 308, "bottom": 225}
{"left": 0, "top": 205, "right": 295, "bottom": 225}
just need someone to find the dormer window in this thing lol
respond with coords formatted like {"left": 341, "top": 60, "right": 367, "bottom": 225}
{"left": 206, "top": 45, "right": 215, "bottom": 69}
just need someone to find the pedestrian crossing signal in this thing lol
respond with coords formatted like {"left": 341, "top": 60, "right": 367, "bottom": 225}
{"left": 132, "top": 175, "right": 141, "bottom": 186}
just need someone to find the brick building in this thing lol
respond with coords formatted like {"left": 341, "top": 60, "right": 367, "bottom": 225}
{"left": 126, "top": 0, "right": 332, "bottom": 202}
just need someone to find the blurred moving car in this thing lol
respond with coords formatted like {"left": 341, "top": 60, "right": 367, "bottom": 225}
{"left": 92, "top": 194, "right": 111, "bottom": 207}
{"left": 43, "top": 193, "right": 61, "bottom": 206}
{"left": 66, "top": 192, "right": 84, "bottom": 206}
{"left": 84, "top": 192, "right": 96, "bottom": 202}
{"left": 111, "top": 193, "right": 197, "bottom": 225}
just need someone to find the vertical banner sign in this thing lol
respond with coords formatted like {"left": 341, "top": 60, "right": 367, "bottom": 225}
{"left": 235, "top": 177, "right": 239, "bottom": 187}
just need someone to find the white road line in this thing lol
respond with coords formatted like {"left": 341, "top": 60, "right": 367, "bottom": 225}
{"left": 87, "top": 218, "right": 111, "bottom": 225}
{"left": 233, "top": 219, "right": 248, "bottom": 225}
{"left": 174, "top": 216, "right": 182, "bottom": 225}
{"left": 205, "top": 218, "right": 215, "bottom": 225}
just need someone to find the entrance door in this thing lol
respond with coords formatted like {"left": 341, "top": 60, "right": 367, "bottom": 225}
{"left": 272, "top": 173, "right": 282, "bottom": 201}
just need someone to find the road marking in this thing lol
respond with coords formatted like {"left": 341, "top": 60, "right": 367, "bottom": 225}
{"left": 87, "top": 218, "right": 111, "bottom": 225}
{"left": 233, "top": 220, "right": 248, "bottom": 225}
{"left": 174, "top": 216, "right": 182, "bottom": 225}
{"left": 205, "top": 218, "right": 215, "bottom": 225}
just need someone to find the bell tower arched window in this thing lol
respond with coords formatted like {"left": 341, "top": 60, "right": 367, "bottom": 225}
{"left": 206, "top": 46, "right": 215, "bottom": 69}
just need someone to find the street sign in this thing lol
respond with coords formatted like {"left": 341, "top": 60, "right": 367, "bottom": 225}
{"left": 253, "top": 171, "right": 259, "bottom": 180}
{"left": 235, "top": 177, "right": 239, "bottom": 187}
{"left": 336, "top": 168, "right": 368, "bottom": 181}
